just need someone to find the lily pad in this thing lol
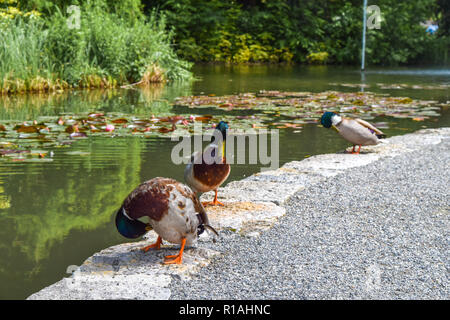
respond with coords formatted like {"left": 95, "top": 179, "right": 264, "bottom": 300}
{"left": 0, "top": 89, "right": 446, "bottom": 163}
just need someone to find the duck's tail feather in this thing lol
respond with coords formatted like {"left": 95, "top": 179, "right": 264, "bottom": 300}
{"left": 204, "top": 224, "right": 219, "bottom": 237}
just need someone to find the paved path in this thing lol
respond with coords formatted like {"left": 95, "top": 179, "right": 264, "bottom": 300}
{"left": 28, "top": 129, "right": 449, "bottom": 300}
{"left": 171, "top": 132, "right": 449, "bottom": 299}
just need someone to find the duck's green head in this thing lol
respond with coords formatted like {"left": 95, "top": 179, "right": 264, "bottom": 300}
{"left": 320, "top": 111, "right": 337, "bottom": 128}
{"left": 214, "top": 121, "right": 229, "bottom": 141}
{"left": 115, "top": 207, "right": 150, "bottom": 239}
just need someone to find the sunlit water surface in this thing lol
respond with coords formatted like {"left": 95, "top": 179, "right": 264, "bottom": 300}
{"left": 0, "top": 65, "right": 448, "bottom": 299}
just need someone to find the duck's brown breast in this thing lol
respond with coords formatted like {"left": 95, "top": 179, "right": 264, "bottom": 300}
{"left": 193, "top": 159, "right": 230, "bottom": 189}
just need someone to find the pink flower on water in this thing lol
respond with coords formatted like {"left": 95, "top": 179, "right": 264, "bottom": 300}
{"left": 105, "top": 124, "right": 115, "bottom": 132}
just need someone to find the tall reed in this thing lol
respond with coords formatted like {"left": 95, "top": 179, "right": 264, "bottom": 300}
{"left": 0, "top": 3, "right": 192, "bottom": 95}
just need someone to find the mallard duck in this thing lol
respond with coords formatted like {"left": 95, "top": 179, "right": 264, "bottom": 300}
{"left": 320, "top": 111, "right": 386, "bottom": 154}
{"left": 115, "top": 177, "right": 218, "bottom": 264}
{"left": 184, "top": 121, "right": 230, "bottom": 206}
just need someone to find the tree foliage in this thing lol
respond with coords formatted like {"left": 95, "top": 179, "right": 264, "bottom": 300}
{"left": 142, "top": 0, "right": 447, "bottom": 65}
{"left": 2, "top": 0, "right": 447, "bottom": 74}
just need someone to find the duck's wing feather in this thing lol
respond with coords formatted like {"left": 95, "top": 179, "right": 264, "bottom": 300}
{"left": 355, "top": 118, "right": 385, "bottom": 136}
{"left": 123, "top": 177, "right": 177, "bottom": 221}
{"left": 173, "top": 182, "right": 219, "bottom": 236}
{"left": 191, "top": 193, "right": 209, "bottom": 225}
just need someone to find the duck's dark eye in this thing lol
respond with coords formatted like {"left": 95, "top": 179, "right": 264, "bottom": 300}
{"left": 197, "top": 224, "right": 205, "bottom": 236}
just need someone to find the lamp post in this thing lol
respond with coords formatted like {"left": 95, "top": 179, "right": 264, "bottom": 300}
{"left": 361, "top": 0, "right": 368, "bottom": 71}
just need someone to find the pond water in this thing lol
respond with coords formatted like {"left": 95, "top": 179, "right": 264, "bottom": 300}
{"left": 0, "top": 65, "right": 449, "bottom": 299}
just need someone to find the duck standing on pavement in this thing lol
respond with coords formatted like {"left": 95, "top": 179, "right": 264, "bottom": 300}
{"left": 320, "top": 111, "right": 386, "bottom": 154}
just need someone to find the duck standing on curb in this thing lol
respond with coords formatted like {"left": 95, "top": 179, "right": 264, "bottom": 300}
{"left": 184, "top": 121, "right": 231, "bottom": 206}
{"left": 115, "top": 177, "right": 218, "bottom": 264}
{"left": 320, "top": 111, "right": 386, "bottom": 154}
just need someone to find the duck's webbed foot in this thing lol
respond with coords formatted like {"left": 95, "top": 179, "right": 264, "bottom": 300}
{"left": 350, "top": 145, "right": 361, "bottom": 154}
{"left": 164, "top": 238, "right": 186, "bottom": 265}
{"left": 142, "top": 235, "right": 162, "bottom": 252}
{"left": 202, "top": 190, "right": 225, "bottom": 207}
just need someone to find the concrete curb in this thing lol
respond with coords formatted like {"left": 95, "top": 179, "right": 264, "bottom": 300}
{"left": 27, "top": 127, "right": 450, "bottom": 300}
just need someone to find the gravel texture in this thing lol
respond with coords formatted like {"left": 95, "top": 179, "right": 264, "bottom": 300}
{"left": 170, "top": 135, "right": 449, "bottom": 300}
{"left": 28, "top": 129, "right": 449, "bottom": 300}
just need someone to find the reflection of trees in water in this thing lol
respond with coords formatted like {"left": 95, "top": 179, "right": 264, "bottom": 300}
{"left": 0, "top": 137, "right": 143, "bottom": 266}
{"left": 0, "top": 183, "right": 11, "bottom": 209}
{"left": 0, "top": 83, "right": 193, "bottom": 120}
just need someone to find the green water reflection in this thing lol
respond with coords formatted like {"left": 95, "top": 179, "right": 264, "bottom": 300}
{"left": 0, "top": 65, "right": 449, "bottom": 299}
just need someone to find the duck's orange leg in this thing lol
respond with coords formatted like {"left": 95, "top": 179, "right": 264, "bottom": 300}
{"left": 142, "top": 235, "right": 162, "bottom": 252}
{"left": 202, "top": 189, "right": 225, "bottom": 207}
{"left": 351, "top": 145, "right": 361, "bottom": 154}
{"left": 164, "top": 238, "right": 186, "bottom": 265}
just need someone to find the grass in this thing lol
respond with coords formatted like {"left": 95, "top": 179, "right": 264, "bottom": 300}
{"left": 0, "top": 4, "right": 192, "bottom": 95}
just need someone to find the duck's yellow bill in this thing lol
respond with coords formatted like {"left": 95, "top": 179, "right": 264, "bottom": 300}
{"left": 221, "top": 141, "right": 226, "bottom": 159}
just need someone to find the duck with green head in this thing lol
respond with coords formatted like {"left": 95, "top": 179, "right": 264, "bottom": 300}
{"left": 184, "top": 121, "right": 231, "bottom": 206}
{"left": 320, "top": 111, "right": 386, "bottom": 154}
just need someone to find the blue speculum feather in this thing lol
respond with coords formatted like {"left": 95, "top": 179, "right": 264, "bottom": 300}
{"left": 115, "top": 207, "right": 147, "bottom": 239}
{"left": 320, "top": 112, "right": 335, "bottom": 128}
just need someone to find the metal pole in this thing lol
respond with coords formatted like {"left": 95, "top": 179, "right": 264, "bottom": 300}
{"left": 361, "top": 0, "right": 367, "bottom": 70}
{"left": 360, "top": 68, "right": 366, "bottom": 92}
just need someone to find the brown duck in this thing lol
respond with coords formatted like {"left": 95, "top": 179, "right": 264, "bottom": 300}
{"left": 115, "top": 177, "right": 218, "bottom": 264}
{"left": 184, "top": 121, "right": 230, "bottom": 206}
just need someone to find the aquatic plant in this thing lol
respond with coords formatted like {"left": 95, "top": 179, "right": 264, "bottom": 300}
{"left": 0, "top": 90, "right": 445, "bottom": 162}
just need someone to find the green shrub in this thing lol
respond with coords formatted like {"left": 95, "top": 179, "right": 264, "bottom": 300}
{"left": 307, "top": 52, "right": 329, "bottom": 65}
{"left": 0, "top": 1, "right": 192, "bottom": 94}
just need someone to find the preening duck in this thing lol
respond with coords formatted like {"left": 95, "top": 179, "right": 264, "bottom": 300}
{"left": 320, "top": 111, "right": 386, "bottom": 154}
{"left": 115, "top": 177, "right": 218, "bottom": 264}
{"left": 184, "top": 121, "right": 231, "bottom": 206}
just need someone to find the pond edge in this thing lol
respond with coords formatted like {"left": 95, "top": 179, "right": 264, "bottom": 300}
{"left": 27, "top": 127, "right": 450, "bottom": 300}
